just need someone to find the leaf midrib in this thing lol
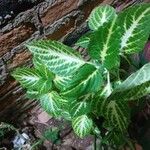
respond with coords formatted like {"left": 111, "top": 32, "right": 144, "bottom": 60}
{"left": 29, "top": 45, "right": 85, "bottom": 65}
{"left": 63, "top": 68, "right": 99, "bottom": 95}
{"left": 100, "top": 17, "right": 116, "bottom": 62}
{"left": 121, "top": 7, "right": 150, "bottom": 50}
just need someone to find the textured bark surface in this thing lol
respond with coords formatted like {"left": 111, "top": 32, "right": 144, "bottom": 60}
{"left": 0, "top": 0, "right": 149, "bottom": 122}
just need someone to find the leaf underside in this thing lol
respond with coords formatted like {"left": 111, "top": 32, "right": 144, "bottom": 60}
{"left": 109, "top": 63, "right": 150, "bottom": 101}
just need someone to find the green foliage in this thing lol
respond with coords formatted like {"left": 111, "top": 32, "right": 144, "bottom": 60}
{"left": 88, "top": 5, "right": 117, "bottom": 31}
{"left": 69, "top": 100, "right": 91, "bottom": 118}
{"left": 118, "top": 4, "right": 150, "bottom": 54}
{"left": 0, "top": 122, "right": 18, "bottom": 138}
{"left": 72, "top": 115, "right": 93, "bottom": 138}
{"left": 40, "top": 91, "right": 64, "bottom": 117}
{"left": 62, "top": 64, "right": 103, "bottom": 97}
{"left": 31, "top": 127, "right": 60, "bottom": 149}
{"left": 26, "top": 40, "right": 85, "bottom": 77}
{"left": 106, "top": 101, "right": 130, "bottom": 133}
{"left": 88, "top": 17, "right": 121, "bottom": 70}
{"left": 12, "top": 3, "right": 150, "bottom": 148}
{"left": 76, "top": 32, "right": 93, "bottom": 48}
{"left": 43, "top": 128, "right": 60, "bottom": 144}
{"left": 109, "top": 63, "right": 150, "bottom": 101}
{"left": 12, "top": 67, "right": 54, "bottom": 95}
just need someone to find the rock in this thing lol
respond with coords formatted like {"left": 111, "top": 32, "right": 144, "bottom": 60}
{"left": 37, "top": 111, "right": 52, "bottom": 124}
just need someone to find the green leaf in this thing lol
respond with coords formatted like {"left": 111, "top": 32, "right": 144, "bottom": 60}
{"left": 40, "top": 91, "right": 66, "bottom": 117}
{"left": 53, "top": 75, "right": 71, "bottom": 91}
{"left": 90, "top": 96, "right": 110, "bottom": 117}
{"left": 12, "top": 68, "right": 52, "bottom": 94}
{"left": 33, "top": 57, "right": 55, "bottom": 79}
{"left": 61, "top": 110, "right": 72, "bottom": 121}
{"left": 26, "top": 40, "right": 85, "bottom": 77}
{"left": 12, "top": 68, "right": 40, "bottom": 88}
{"left": 110, "top": 82, "right": 150, "bottom": 102}
{"left": 61, "top": 64, "right": 103, "bottom": 97}
{"left": 109, "top": 63, "right": 150, "bottom": 101}
{"left": 69, "top": 100, "right": 91, "bottom": 118}
{"left": 43, "top": 128, "right": 60, "bottom": 144}
{"left": 72, "top": 115, "right": 93, "bottom": 138}
{"left": 106, "top": 101, "right": 130, "bottom": 133}
{"left": 37, "top": 79, "right": 52, "bottom": 94}
{"left": 102, "top": 130, "right": 126, "bottom": 146}
{"left": 59, "top": 97, "right": 72, "bottom": 120}
{"left": 119, "top": 3, "right": 150, "bottom": 54}
{"left": 90, "top": 84, "right": 112, "bottom": 116}
{"left": 75, "top": 32, "right": 93, "bottom": 48}
{"left": 88, "top": 17, "right": 121, "bottom": 70}
{"left": 88, "top": 5, "right": 117, "bottom": 31}
{"left": 26, "top": 90, "right": 40, "bottom": 99}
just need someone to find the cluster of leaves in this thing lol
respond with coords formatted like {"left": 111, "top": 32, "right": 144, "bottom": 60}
{"left": 12, "top": 3, "right": 150, "bottom": 148}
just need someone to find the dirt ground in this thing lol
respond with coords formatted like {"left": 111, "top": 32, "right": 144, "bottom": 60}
{"left": 0, "top": 104, "right": 94, "bottom": 150}
{"left": 27, "top": 106, "right": 94, "bottom": 150}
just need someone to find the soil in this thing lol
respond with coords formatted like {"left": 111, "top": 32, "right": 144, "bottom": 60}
{"left": 26, "top": 106, "right": 94, "bottom": 150}
{"left": 0, "top": 105, "right": 94, "bottom": 150}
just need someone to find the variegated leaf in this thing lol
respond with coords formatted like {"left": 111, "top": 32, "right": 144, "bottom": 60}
{"left": 26, "top": 89, "right": 40, "bottom": 99}
{"left": 33, "top": 57, "right": 55, "bottom": 79}
{"left": 26, "top": 40, "right": 85, "bottom": 77}
{"left": 61, "top": 110, "right": 72, "bottom": 121}
{"left": 90, "top": 88, "right": 111, "bottom": 117}
{"left": 53, "top": 75, "right": 71, "bottom": 91}
{"left": 115, "top": 82, "right": 150, "bottom": 101}
{"left": 12, "top": 68, "right": 52, "bottom": 94}
{"left": 72, "top": 115, "right": 93, "bottom": 138}
{"left": 61, "top": 64, "right": 103, "bottom": 97}
{"left": 119, "top": 3, "right": 150, "bottom": 54}
{"left": 88, "top": 17, "right": 121, "bottom": 69}
{"left": 108, "top": 63, "right": 150, "bottom": 101}
{"left": 12, "top": 68, "right": 40, "bottom": 88}
{"left": 40, "top": 91, "right": 66, "bottom": 117}
{"left": 34, "top": 56, "right": 69, "bottom": 91}
{"left": 75, "top": 32, "right": 93, "bottom": 48}
{"left": 69, "top": 100, "right": 91, "bottom": 118}
{"left": 106, "top": 101, "right": 130, "bottom": 133}
{"left": 91, "top": 97, "right": 111, "bottom": 117}
{"left": 102, "top": 130, "right": 126, "bottom": 146}
{"left": 88, "top": 5, "right": 117, "bottom": 31}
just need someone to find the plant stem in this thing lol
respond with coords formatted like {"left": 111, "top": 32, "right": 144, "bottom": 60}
{"left": 94, "top": 134, "right": 97, "bottom": 150}
{"left": 31, "top": 139, "right": 43, "bottom": 150}
{"left": 121, "top": 54, "right": 138, "bottom": 69}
